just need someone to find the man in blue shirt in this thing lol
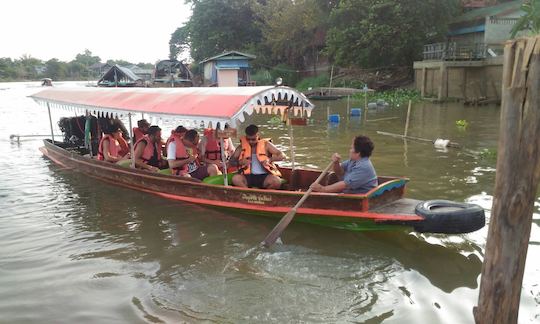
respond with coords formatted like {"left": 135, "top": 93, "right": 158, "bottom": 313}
{"left": 311, "top": 135, "right": 378, "bottom": 194}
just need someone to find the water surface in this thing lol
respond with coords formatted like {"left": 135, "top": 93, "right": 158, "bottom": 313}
{"left": 0, "top": 82, "right": 538, "bottom": 323}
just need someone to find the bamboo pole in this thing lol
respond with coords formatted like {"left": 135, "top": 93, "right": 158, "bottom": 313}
{"left": 288, "top": 109, "right": 295, "bottom": 171}
{"left": 404, "top": 100, "right": 412, "bottom": 137}
{"left": 474, "top": 36, "right": 540, "bottom": 324}
{"left": 219, "top": 136, "right": 228, "bottom": 186}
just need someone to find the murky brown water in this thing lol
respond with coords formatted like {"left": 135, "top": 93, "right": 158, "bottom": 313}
{"left": 1, "top": 82, "right": 538, "bottom": 323}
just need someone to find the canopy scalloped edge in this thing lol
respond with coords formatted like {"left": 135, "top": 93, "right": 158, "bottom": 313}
{"left": 30, "top": 86, "right": 315, "bottom": 128}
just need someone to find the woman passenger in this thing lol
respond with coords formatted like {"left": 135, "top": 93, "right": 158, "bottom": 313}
{"left": 97, "top": 125, "right": 130, "bottom": 163}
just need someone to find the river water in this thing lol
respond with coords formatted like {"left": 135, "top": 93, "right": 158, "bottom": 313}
{"left": 0, "top": 82, "right": 538, "bottom": 323}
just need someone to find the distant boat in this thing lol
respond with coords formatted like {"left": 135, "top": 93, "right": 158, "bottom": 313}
{"left": 41, "top": 78, "right": 52, "bottom": 87}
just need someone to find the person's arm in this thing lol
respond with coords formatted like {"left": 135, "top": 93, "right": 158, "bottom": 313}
{"left": 228, "top": 145, "right": 244, "bottom": 167}
{"left": 134, "top": 141, "right": 158, "bottom": 171}
{"left": 167, "top": 142, "right": 197, "bottom": 169}
{"left": 333, "top": 153, "right": 345, "bottom": 179}
{"left": 311, "top": 181, "right": 347, "bottom": 193}
{"left": 226, "top": 138, "right": 235, "bottom": 157}
{"left": 266, "top": 141, "right": 286, "bottom": 162}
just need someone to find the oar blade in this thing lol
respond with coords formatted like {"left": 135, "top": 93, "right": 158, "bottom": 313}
{"left": 262, "top": 209, "right": 297, "bottom": 247}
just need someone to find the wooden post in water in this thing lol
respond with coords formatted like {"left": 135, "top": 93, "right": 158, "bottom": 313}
{"left": 404, "top": 100, "right": 412, "bottom": 137}
{"left": 474, "top": 36, "right": 540, "bottom": 324}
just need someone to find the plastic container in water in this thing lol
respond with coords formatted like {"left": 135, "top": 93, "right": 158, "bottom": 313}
{"left": 350, "top": 108, "right": 362, "bottom": 116}
{"left": 328, "top": 114, "right": 340, "bottom": 123}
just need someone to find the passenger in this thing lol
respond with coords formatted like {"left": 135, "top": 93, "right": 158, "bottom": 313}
{"left": 311, "top": 135, "right": 378, "bottom": 194}
{"left": 97, "top": 125, "right": 130, "bottom": 163}
{"left": 133, "top": 125, "right": 165, "bottom": 172}
{"left": 198, "top": 127, "right": 234, "bottom": 168}
{"left": 230, "top": 124, "right": 285, "bottom": 189}
{"left": 165, "top": 125, "right": 188, "bottom": 152}
{"left": 133, "top": 119, "right": 150, "bottom": 143}
{"left": 167, "top": 129, "right": 221, "bottom": 180}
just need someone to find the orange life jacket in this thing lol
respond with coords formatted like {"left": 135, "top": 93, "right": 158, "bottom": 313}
{"left": 133, "top": 127, "right": 145, "bottom": 143}
{"left": 134, "top": 135, "right": 162, "bottom": 166}
{"left": 117, "top": 136, "right": 130, "bottom": 157}
{"left": 204, "top": 128, "right": 230, "bottom": 161}
{"left": 97, "top": 134, "right": 119, "bottom": 161}
{"left": 239, "top": 136, "right": 281, "bottom": 177}
{"left": 168, "top": 136, "right": 199, "bottom": 176}
{"left": 165, "top": 130, "right": 185, "bottom": 152}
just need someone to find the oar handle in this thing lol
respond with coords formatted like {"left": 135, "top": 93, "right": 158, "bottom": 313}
{"left": 262, "top": 161, "right": 335, "bottom": 247}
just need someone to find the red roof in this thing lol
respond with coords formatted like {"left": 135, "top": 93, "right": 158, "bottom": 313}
{"left": 30, "top": 86, "right": 314, "bottom": 127}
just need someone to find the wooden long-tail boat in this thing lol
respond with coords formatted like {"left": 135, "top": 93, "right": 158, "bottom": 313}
{"left": 30, "top": 86, "right": 485, "bottom": 235}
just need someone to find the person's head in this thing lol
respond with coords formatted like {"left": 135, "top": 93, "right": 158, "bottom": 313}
{"left": 183, "top": 129, "right": 199, "bottom": 147}
{"left": 245, "top": 124, "right": 259, "bottom": 145}
{"left": 349, "top": 135, "right": 374, "bottom": 160}
{"left": 174, "top": 125, "right": 187, "bottom": 136}
{"left": 147, "top": 125, "right": 162, "bottom": 142}
{"left": 104, "top": 124, "right": 123, "bottom": 139}
{"left": 137, "top": 119, "right": 150, "bottom": 133}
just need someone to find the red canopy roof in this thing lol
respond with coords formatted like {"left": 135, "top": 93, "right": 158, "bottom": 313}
{"left": 30, "top": 86, "right": 314, "bottom": 127}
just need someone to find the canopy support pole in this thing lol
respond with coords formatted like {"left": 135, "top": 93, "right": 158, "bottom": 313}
{"left": 128, "top": 113, "right": 136, "bottom": 169}
{"left": 288, "top": 109, "right": 295, "bottom": 171}
{"left": 219, "top": 136, "right": 228, "bottom": 186}
{"left": 47, "top": 102, "right": 55, "bottom": 144}
{"left": 85, "top": 110, "right": 93, "bottom": 158}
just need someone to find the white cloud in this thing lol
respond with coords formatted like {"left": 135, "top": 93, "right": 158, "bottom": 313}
{"left": 0, "top": 0, "right": 191, "bottom": 63}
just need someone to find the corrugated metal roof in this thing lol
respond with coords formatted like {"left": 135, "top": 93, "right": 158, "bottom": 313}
{"left": 451, "top": 0, "right": 523, "bottom": 24}
{"left": 200, "top": 51, "right": 256, "bottom": 64}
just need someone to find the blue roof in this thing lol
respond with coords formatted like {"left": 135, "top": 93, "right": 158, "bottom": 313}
{"left": 448, "top": 24, "right": 486, "bottom": 36}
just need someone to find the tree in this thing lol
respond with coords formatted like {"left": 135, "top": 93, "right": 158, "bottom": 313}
{"left": 170, "top": 0, "right": 263, "bottom": 62}
{"left": 253, "top": 0, "right": 330, "bottom": 70}
{"left": 511, "top": 0, "right": 540, "bottom": 38}
{"left": 325, "top": 0, "right": 458, "bottom": 68}
{"left": 44, "top": 58, "right": 67, "bottom": 80}
{"left": 74, "top": 49, "right": 101, "bottom": 67}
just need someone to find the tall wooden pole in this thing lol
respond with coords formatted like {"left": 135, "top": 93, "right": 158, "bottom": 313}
{"left": 474, "top": 36, "right": 540, "bottom": 324}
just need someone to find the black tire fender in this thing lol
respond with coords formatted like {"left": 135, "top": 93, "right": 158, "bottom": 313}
{"left": 413, "top": 200, "right": 485, "bottom": 234}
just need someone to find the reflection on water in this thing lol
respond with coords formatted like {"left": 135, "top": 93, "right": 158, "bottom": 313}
{"left": 0, "top": 82, "right": 538, "bottom": 323}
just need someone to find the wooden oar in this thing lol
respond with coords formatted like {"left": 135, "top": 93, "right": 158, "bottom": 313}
{"left": 262, "top": 161, "right": 335, "bottom": 247}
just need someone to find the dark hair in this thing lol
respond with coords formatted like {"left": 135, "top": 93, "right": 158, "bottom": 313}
{"left": 354, "top": 135, "right": 374, "bottom": 157}
{"left": 245, "top": 124, "right": 259, "bottom": 136}
{"left": 175, "top": 125, "right": 187, "bottom": 134}
{"left": 137, "top": 119, "right": 150, "bottom": 128}
{"left": 184, "top": 129, "right": 199, "bottom": 142}
{"left": 104, "top": 122, "right": 121, "bottom": 135}
{"left": 147, "top": 125, "right": 161, "bottom": 136}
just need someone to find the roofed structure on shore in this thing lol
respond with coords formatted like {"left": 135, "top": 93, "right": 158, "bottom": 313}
{"left": 97, "top": 65, "right": 142, "bottom": 87}
{"left": 200, "top": 51, "right": 256, "bottom": 87}
{"left": 151, "top": 59, "right": 193, "bottom": 87}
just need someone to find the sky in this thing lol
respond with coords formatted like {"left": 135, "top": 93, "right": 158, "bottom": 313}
{"left": 0, "top": 0, "right": 192, "bottom": 64}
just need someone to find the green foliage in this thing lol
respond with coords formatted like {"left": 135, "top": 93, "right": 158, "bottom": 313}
{"left": 171, "top": 0, "right": 263, "bottom": 63}
{"left": 456, "top": 119, "right": 468, "bottom": 129}
{"left": 250, "top": 69, "right": 273, "bottom": 86}
{"left": 296, "top": 74, "right": 330, "bottom": 91}
{"left": 352, "top": 88, "right": 420, "bottom": 107}
{"left": 325, "top": 0, "right": 458, "bottom": 68}
{"left": 511, "top": 0, "right": 540, "bottom": 37}
{"left": 268, "top": 63, "right": 301, "bottom": 87}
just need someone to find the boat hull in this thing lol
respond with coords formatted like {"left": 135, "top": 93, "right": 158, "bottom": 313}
{"left": 40, "top": 140, "right": 484, "bottom": 234}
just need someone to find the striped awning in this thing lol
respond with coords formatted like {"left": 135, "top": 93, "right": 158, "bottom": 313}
{"left": 30, "top": 86, "right": 314, "bottom": 127}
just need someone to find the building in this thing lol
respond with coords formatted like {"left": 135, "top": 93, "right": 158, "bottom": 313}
{"left": 200, "top": 51, "right": 256, "bottom": 87}
{"left": 128, "top": 65, "right": 153, "bottom": 81}
{"left": 97, "top": 65, "right": 142, "bottom": 87}
{"left": 413, "top": 0, "right": 525, "bottom": 102}
{"left": 89, "top": 62, "right": 112, "bottom": 78}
